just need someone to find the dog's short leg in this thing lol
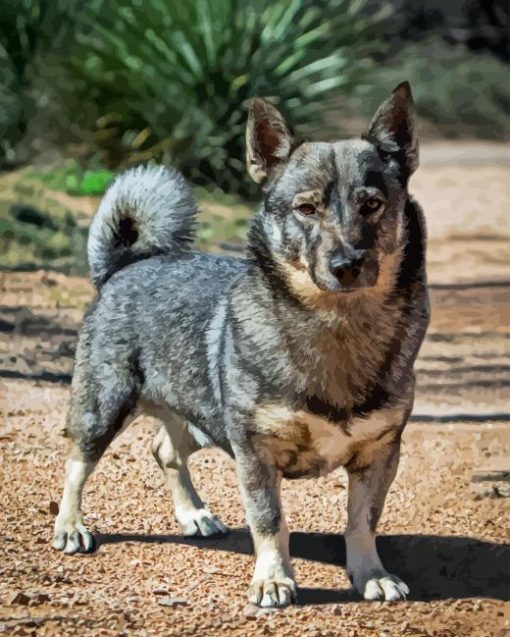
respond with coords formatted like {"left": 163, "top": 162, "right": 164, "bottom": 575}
{"left": 152, "top": 423, "right": 227, "bottom": 537}
{"left": 53, "top": 368, "right": 140, "bottom": 554}
{"left": 345, "top": 442, "right": 409, "bottom": 601}
{"left": 233, "top": 443, "right": 296, "bottom": 608}
{"left": 52, "top": 444, "right": 97, "bottom": 554}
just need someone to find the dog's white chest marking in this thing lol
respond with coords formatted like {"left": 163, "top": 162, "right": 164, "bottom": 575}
{"left": 254, "top": 405, "right": 404, "bottom": 478}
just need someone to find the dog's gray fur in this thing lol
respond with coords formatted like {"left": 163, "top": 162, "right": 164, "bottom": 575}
{"left": 53, "top": 82, "right": 429, "bottom": 608}
{"left": 88, "top": 165, "right": 197, "bottom": 288}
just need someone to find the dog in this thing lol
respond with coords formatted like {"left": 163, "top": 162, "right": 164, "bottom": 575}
{"left": 53, "top": 81, "right": 429, "bottom": 608}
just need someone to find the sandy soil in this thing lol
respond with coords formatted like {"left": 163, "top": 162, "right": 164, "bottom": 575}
{"left": 0, "top": 143, "right": 509, "bottom": 636}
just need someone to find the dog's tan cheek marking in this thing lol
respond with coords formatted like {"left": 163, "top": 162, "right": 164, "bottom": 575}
{"left": 275, "top": 251, "right": 348, "bottom": 310}
{"left": 368, "top": 206, "right": 406, "bottom": 295}
{"left": 276, "top": 255, "right": 346, "bottom": 310}
{"left": 276, "top": 255, "right": 322, "bottom": 302}
{"left": 367, "top": 245, "right": 404, "bottom": 297}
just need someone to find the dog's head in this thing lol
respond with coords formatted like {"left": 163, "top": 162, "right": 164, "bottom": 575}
{"left": 246, "top": 82, "right": 418, "bottom": 296}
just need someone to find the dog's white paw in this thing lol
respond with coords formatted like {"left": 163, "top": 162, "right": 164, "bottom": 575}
{"left": 52, "top": 514, "right": 95, "bottom": 554}
{"left": 353, "top": 571, "right": 409, "bottom": 601}
{"left": 177, "top": 507, "right": 228, "bottom": 537}
{"left": 248, "top": 576, "right": 297, "bottom": 608}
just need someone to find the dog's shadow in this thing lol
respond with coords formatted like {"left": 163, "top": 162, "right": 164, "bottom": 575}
{"left": 95, "top": 529, "right": 509, "bottom": 605}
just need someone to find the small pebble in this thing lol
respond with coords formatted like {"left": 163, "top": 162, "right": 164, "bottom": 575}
{"left": 157, "top": 596, "right": 188, "bottom": 608}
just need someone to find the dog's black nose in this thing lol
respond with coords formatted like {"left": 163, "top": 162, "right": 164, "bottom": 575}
{"left": 329, "top": 250, "right": 366, "bottom": 285}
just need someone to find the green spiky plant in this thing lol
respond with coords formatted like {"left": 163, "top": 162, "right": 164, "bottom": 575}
{"left": 63, "top": 0, "right": 383, "bottom": 195}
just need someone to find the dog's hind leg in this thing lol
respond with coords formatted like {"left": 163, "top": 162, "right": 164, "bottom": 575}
{"left": 52, "top": 442, "right": 101, "bottom": 554}
{"left": 53, "top": 367, "right": 140, "bottom": 554}
{"left": 152, "top": 419, "right": 227, "bottom": 537}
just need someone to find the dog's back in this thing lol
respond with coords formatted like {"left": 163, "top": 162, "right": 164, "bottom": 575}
{"left": 77, "top": 251, "right": 244, "bottom": 447}
{"left": 73, "top": 165, "right": 248, "bottom": 451}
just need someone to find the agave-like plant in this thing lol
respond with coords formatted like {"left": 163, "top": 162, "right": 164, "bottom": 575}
{"left": 65, "top": 0, "right": 383, "bottom": 194}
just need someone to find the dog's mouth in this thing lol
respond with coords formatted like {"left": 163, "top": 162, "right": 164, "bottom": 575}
{"left": 315, "top": 279, "right": 375, "bottom": 294}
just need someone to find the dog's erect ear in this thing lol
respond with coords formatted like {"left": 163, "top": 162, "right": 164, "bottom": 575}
{"left": 246, "top": 98, "right": 294, "bottom": 184}
{"left": 365, "top": 81, "right": 418, "bottom": 179}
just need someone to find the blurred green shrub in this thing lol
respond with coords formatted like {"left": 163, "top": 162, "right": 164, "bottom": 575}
{"left": 60, "top": 0, "right": 381, "bottom": 195}
{"left": 1, "top": 1, "right": 509, "bottom": 198}
{"left": 0, "top": 200, "right": 88, "bottom": 273}
{"left": 29, "top": 161, "right": 114, "bottom": 195}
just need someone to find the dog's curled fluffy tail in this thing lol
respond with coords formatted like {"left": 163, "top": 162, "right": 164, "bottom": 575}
{"left": 87, "top": 165, "right": 197, "bottom": 288}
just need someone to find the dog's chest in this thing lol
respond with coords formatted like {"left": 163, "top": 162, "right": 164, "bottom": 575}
{"left": 295, "top": 300, "right": 403, "bottom": 400}
{"left": 253, "top": 404, "right": 404, "bottom": 478}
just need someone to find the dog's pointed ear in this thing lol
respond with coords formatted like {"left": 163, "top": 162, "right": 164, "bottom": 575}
{"left": 365, "top": 81, "right": 418, "bottom": 179}
{"left": 246, "top": 98, "right": 294, "bottom": 184}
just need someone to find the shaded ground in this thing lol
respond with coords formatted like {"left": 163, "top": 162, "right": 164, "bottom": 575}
{"left": 0, "top": 142, "right": 509, "bottom": 636}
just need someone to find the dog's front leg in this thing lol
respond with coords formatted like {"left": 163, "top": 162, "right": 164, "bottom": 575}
{"left": 345, "top": 441, "right": 410, "bottom": 601}
{"left": 232, "top": 441, "right": 296, "bottom": 607}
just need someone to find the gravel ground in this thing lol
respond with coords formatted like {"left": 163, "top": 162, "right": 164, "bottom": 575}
{"left": 0, "top": 143, "right": 509, "bottom": 636}
{"left": 0, "top": 383, "right": 508, "bottom": 637}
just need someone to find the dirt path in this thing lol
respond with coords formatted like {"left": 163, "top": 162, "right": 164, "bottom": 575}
{"left": 0, "top": 143, "right": 509, "bottom": 636}
{"left": 0, "top": 381, "right": 508, "bottom": 637}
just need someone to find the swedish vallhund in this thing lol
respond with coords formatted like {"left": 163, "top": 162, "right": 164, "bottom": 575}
{"left": 53, "top": 82, "right": 429, "bottom": 607}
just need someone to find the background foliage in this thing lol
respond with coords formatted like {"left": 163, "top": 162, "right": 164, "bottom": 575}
{"left": 0, "top": 0, "right": 508, "bottom": 274}
{"left": 40, "top": 0, "right": 383, "bottom": 195}
{"left": 1, "top": 0, "right": 508, "bottom": 195}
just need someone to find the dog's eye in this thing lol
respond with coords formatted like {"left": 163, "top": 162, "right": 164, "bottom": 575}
{"left": 297, "top": 203, "right": 316, "bottom": 216}
{"left": 360, "top": 197, "right": 383, "bottom": 215}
